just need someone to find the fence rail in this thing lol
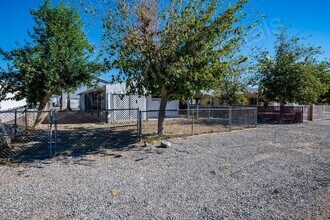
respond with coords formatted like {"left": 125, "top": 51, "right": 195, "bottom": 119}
{"left": 0, "top": 105, "right": 27, "bottom": 112}
{"left": 4, "top": 104, "right": 328, "bottom": 162}
{"left": 137, "top": 107, "right": 258, "bottom": 141}
{"left": 1, "top": 107, "right": 258, "bottom": 162}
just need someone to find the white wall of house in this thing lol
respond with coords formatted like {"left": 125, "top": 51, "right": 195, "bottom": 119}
{"left": 146, "top": 97, "right": 179, "bottom": 118}
{"left": 105, "top": 83, "right": 179, "bottom": 114}
{"left": 0, "top": 93, "right": 26, "bottom": 111}
{"left": 77, "top": 82, "right": 180, "bottom": 122}
{"left": 53, "top": 78, "right": 110, "bottom": 109}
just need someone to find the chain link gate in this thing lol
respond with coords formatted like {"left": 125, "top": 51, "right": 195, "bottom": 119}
{"left": 50, "top": 109, "right": 140, "bottom": 157}
{"left": 0, "top": 110, "right": 55, "bottom": 161}
{"left": 1, "top": 109, "right": 141, "bottom": 162}
{"left": 1, "top": 106, "right": 258, "bottom": 161}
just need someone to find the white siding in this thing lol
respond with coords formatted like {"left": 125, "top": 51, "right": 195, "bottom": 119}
{"left": 146, "top": 97, "right": 179, "bottom": 118}
{"left": 77, "top": 81, "right": 180, "bottom": 122}
{"left": 0, "top": 93, "right": 26, "bottom": 110}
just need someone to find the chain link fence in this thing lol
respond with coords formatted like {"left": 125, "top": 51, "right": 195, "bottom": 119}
{"left": 53, "top": 110, "right": 138, "bottom": 157}
{"left": 0, "top": 110, "right": 53, "bottom": 161}
{"left": 1, "top": 107, "right": 258, "bottom": 162}
{"left": 303, "top": 105, "right": 330, "bottom": 121}
{"left": 0, "top": 109, "right": 139, "bottom": 162}
{"left": 137, "top": 107, "right": 258, "bottom": 141}
{"left": 83, "top": 108, "right": 140, "bottom": 123}
{"left": 3, "top": 103, "right": 329, "bottom": 162}
{"left": 111, "top": 94, "right": 146, "bottom": 110}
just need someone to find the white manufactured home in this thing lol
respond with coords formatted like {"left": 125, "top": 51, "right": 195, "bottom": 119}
{"left": 56, "top": 78, "right": 179, "bottom": 122}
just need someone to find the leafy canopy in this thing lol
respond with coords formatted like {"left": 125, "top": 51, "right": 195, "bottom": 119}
{"left": 316, "top": 62, "right": 330, "bottom": 104}
{"left": 256, "top": 27, "right": 329, "bottom": 105}
{"left": 215, "top": 55, "right": 250, "bottom": 106}
{"left": 100, "top": 0, "right": 257, "bottom": 134}
{"left": 102, "top": 0, "right": 254, "bottom": 101}
{"left": 0, "top": 0, "right": 99, "bottom": 108}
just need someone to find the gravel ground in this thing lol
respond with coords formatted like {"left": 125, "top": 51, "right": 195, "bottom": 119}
{"left": 0, "top": 120, "right": 329, "bottom": 219}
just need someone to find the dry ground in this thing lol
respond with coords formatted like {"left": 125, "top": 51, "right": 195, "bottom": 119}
{"left": 0, "top": 120, "right": 329, "bottom": 219}
{"left": 1, "top": 114, "right": 250, "bottom": 161}
{"left": 141, "top": 118, "right": 231, "bottom": 137}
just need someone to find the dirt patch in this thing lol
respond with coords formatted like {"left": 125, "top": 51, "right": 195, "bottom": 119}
{"left": 142, "top": 118, "right": 234, "bottom": 136}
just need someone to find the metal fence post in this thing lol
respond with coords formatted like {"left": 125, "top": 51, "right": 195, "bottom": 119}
{"left": 54, "top": 110, "right": 57, "bottom": 154}
{"left": 111, "top": 101, "right": 117, "bottom": 123}
{"left": 137, "top": 110, "right": 142, "bottom": 142}
{"left": 208, "top": 105, "right": 211, "bottom": 119}
{"left": 129, "top": 95, "right": 132, "bottom": 123}
{"left": 191, "top": 109, "right": 194, "bottom": 135}
{"left": 196, "top": 105, "right": 199, "bottom": 119}
{"left": 24, "top": 106, "right": 28, "bottom": 128}
{"left": 91, "top": 92, "right": 94, "bottom": 116}
{"left": 308, "top": 104, "right": 314, "bottom": 121}
{"left": 105, "top": 108, "right": 109, "bottom": 123}
{"left": 229, "top": 106, "right": 232, "bottom": 131}
{"left": 254, "top": 108, "right": 258, "bottom": 127}
{"left": 137, "top": 110, "right": 139, "bottom": 140}
{"left": 13, "top": 109, "right": 18, "bottom": 134}
{"left": 49, "top": 110, "right": 53, "bottom": 156}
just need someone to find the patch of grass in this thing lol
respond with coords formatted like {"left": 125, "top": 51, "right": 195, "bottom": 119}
{"left": 220, "top": 163, "right": 233, "bottom": 171}
{"left": 110, "top": 189, "right": 118, "bottom": 196}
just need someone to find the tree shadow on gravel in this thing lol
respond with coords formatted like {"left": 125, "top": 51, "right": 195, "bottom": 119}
{"left": 0, "top": 125, "right": 138, "bottom": 165}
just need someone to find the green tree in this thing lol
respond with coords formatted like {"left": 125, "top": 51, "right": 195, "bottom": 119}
{"left": 218, "top": 77, "right": 249, "bottom": 106}
{"left": 316, "top": 62, "right": 330, "bottom": 104}
{"left": 256, "top": 28, "right": 328, "bottom": 118}
{"left": 0, "top": 0, "right": 99, "bottom": 126}
{"left": 216, "top": 56, "right": 249, "bottom": 106}
{"left": 102, "top": 0, "right": 254, "bottom": 134}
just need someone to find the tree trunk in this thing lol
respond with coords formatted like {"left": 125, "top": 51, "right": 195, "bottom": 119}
{"left": 34, "top": 95, "right": 51, "bottom": 127}
{"left": 157, "top": 86, "right": 170, "bottom": 135}
{"left": 66, "top": 93, "right": 72, "bottom": 111}
{"left": 34, "top": 84, "right": 62, "bottom": 127}
{"left": 279, "top": 102, "right": 285, "bottom": 122}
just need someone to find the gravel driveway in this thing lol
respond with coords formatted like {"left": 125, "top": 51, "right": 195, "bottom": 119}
{"left": 0, "top": 121, "right": 329, "bottom": 219}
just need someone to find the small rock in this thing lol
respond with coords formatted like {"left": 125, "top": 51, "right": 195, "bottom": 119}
{"left": 144, "top": 141, "right": 149, "bottom": 147}
{"left": 273, "top": 189, "right": 280, "bottom": 194}
{"left": 160, "top": 140, "right": 171, "bottom": 148}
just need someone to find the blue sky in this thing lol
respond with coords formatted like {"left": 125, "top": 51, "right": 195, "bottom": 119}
{"left": 253, "top": 0, "right": 330, "bottom": 58}
{"left": 0, "top": 0, "right": 329, "bottom": 79}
